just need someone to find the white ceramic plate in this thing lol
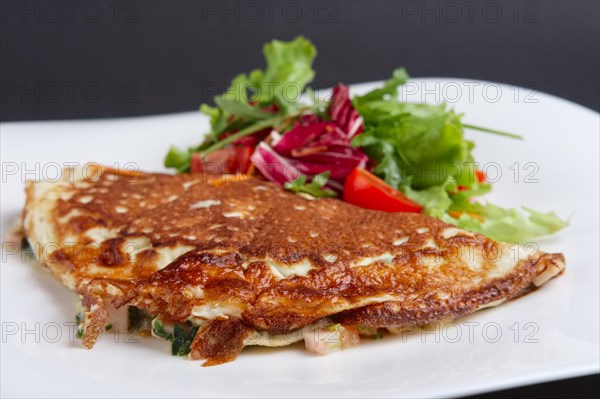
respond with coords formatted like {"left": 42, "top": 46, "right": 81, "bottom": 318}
{"left": 1, "top": 79, "right": 599, "bottom": 398}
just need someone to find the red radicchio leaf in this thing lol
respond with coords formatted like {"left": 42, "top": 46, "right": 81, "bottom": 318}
{"left": 272, "top": 122, "right": 332, "bottom": 157}
{"left": 295, "top": 148, "right": 368, "bottom": 180}
{"left": 297, "top": 113, "right": 322, "bottom": 127}
{"left": 249, "top": 84, "right": 366, "bottom": 191}
{"left": 250, "top": 142, "right": 301, "bottom": 185}
{"left": 329, "top": 85, "right": 364, "bottom": 139}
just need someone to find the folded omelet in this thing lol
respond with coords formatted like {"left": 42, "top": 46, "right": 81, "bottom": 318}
{"left": 23, "top": 165, "right": 565, "bottom": 365}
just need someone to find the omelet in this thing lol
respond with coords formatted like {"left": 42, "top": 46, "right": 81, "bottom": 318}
{"left": 22, "top": 165, "right": 565, "bottom": 365}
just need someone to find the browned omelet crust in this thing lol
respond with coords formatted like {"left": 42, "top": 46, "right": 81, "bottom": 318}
{"left": 22, "top": 165, "right": 565, "bottom": 365}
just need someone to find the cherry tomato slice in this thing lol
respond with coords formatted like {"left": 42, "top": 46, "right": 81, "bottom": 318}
{"left": 343, "top": 168, "right": 423, "bottom": 213}
{"left": 235, "top": 146, "right": 254, "bottom": 174}
{"left": 191, "top": 146, "right": 254, "bottom": 174}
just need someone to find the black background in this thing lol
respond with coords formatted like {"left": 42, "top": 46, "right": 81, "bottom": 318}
{"left": 1, "top": 0, "right": 599, "bottom": 121}
{"left": 1, "top": 0, "right": 599, "bottom": 397}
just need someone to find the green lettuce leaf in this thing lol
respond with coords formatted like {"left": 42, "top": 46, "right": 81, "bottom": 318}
{"left": 352, "top": 103, "right": 476, "bottom": 189}
{"left": 442, "top": 204, "right": 569, "bottom": 243}
{"left": 352, "top": 68, "right": 567, "bottom": 242}
{"left": 353, "top": 67, "right": 409, "bottom": 105}
{"left": 247, "top": 36, "right": 317, "bottom": 104}
{"left": 353, "top": 67, "right": 480, "bottom": 189}
{"left": 403, "top": 180, "right": 567, "bottom": 242}
{"left": 401, "top": 182, "right": 453, "bottom": 219}
{"left": 166, "top": 36, "right": 318, "bottom": 172}
{"left": 164, "top": 146, "right": 192, "bottom": 173}
{"left": 213, "top": 36, "right": 316, "bottom": 121}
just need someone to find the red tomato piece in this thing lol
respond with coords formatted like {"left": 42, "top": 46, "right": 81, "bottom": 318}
{"left": 343, "top": 168, "right": 423, "bottom": 213}
{"left": 191, "top": 146, "right": 254, "bottom": 174}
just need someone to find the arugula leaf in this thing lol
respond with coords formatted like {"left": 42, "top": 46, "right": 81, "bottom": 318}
{"left": 463, "top": 123, "right": 523, "bottom": 140}
{"left": 201, "top": 107, "right": 311, "bottom": 155}
{"left": 353, "top": 68, "right": 479, "bottom": 189}
{"left": 166, "top": 105, "right": 314, "bottom": 173}
{"left": 284, "top": 171, "right": 337, "bottom": 198}
{"left": 351, "top": 68, "right": 567, "bottom": 242}
{"left": 352, "top": 103, "right": 475, "bottom": 189}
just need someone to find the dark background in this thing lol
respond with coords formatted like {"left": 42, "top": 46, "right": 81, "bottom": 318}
{"left": 1, "top": 0, "right": 598, "bottom": 397}
{"left": 1, "top": 0, "right": 599, "bottom": 122}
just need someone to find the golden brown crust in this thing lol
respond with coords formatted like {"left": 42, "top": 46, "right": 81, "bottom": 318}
{"left": 332, "top": 253, "right": 565, "bottom": 327}
{"left": 23, "top": 166, "right": 566, "bottom": 361}
{"left": 126, "top": 247, "right": 563, "bottom": 336}
{"left": 190, "top": 319, "right": 254, "bottom": 366}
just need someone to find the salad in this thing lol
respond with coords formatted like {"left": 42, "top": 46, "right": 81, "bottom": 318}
{"left": 165, "top": 36, "right": 566, "bottom": 243}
